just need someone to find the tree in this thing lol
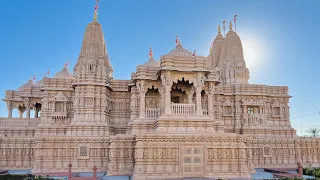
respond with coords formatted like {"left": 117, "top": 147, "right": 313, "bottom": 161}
{"left": 306, "top": 127, "right": 320, "bottom": 138}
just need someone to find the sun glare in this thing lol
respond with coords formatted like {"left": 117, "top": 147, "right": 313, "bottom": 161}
{"left": 242, "top": 42, "right": 256, "bottom": 70}
{"left": 241, "top": 33, "right": 265, "bottom": 72}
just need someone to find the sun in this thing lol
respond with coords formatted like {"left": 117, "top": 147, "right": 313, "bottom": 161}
{"left": 242, "top": 42, "right": 256, "bottom": 70}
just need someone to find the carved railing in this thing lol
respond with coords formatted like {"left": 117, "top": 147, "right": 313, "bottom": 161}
{"left": 202, "top": 109, "right": 208, "bottom": 115}
{"left": 171, "top": 103, "right": 195, "bottom": 115}
{"left": 145, "top": 108, "right": 160, "bottom": 119}
{"left": 247, "top": 113, "right": 263, "bottom": 125}
{"left": 0, "top": 118, "right": 40, "bottom": 127}
{"left": 51, "top": 112, "right": 68, "bottom": 120}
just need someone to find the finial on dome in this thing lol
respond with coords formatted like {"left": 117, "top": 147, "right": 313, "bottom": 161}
{"left": 149, "top": 47, "right": 153, "bottom": 59}
{"left": 31, "top": 74, "right": 36, "bottom": 85}
{"left": 218, "top": 25, "right": 221, "bottom": 34}
{"left": 229, "top": 21, "right": 233, "bottom": 31}
{"left": 192, "top": 50, "right": 196, "bottom": 57}
{"left": 64, "top": 60, "right": 70, "bottom": 69}
{"left": 234, "top": 14, "right": 237, "bottom": 32}
{"left": 175, "top": 36, "right": 181, "bottom": 47}
{"left": 223, "top": 20, "right": 226, "bottom": 36}
{"left": 45, "top": 69, "right": 50, "bottom": 78}
{"left": 94, "top": 0, "right": 99, "bottom": 22}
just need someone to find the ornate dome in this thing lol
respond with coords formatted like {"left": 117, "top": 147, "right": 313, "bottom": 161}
{"left": 143, "top": 57, "right": 160, "bottom": 67}
{"left": 54, "top": 67, "right": 74, "bottom": 79}
{"left": 168, "top": 44, "right": 193, "bottom": 57}
{"left": 18, "top": 80, "right": 34, "bottom": 91}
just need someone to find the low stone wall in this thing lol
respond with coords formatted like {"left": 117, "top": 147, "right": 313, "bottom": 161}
{"left": 247, "top": 138, "right": 320, "bottom": 168}
{"left": 108, "top": 134, "right": 135, "bottom": 176}
{"left": 32, "top": 137, "right": 110, "bottom": 173}
{"left": 132, "top": 133, "right": 251, "bottom": 180}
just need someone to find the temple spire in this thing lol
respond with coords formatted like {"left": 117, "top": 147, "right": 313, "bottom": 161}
{"left": 94, "top": 0, "right": 99, "bottom": 22}
{"left": 218, "top": 25, "right": 221, "bottom": 34}
{"left": 229, "top": 21, "right": 233, "bottom": 31}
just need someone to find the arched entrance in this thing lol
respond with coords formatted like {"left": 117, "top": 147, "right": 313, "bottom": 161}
{"left": 170, "top": 80, "right": 196, "bottom": 115}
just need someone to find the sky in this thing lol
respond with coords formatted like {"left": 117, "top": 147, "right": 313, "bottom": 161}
{"left": 0, "top": 0, "right": 319, "bottom": 136}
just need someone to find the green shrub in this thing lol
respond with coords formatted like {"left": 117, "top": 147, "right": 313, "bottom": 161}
{"left": 0, "top": 174, "right": 53, "bottom": 180}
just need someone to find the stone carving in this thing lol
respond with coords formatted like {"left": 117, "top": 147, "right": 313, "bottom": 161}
{"left": 0, "top": 11, "right": 318, "bottom": 180}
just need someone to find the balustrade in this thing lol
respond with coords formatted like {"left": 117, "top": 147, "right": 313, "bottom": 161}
{"left": 0, "top": 118, "right": 40, "bottom": 127}
{"left": 171, "top": 103, "right": 195, "bottom": 115}
{"left": 202, "top": 109, "right": 208, "bottom": 115}
{"left": 248, "top": 113, "right": 263, "bottom": 125}
{"left": 145, "top": 108, "right": 160, "bottom": 119}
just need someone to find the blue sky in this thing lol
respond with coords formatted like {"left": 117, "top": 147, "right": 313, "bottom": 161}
{"left": 0, "top": 0, "right": 319, "bottom": 135}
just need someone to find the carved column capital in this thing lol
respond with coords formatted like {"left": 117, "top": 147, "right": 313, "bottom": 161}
{"left": 160, "top": 71, "right": 173, "bottom": 90}
{"left": 23, "top": 98, "right": 32, "bottom": 108}
{"left": 194, "top": 72, "right": 206, "bottom": 90}
{"left": 208, "top": 82, "right": 215, "bottom": 95}
{"left": 6, "top": 101, "right": 13, "bottom": 110}
{"left": 136, "top": 80, "right": 147, "bottom": 95}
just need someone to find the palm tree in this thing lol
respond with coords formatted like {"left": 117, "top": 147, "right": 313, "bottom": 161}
{"left": 306, "top": 127, "right": 320, "bottom": 138}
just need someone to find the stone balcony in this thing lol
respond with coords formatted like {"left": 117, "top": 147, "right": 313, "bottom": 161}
{"left": 145, "top": 108, "right": 160, "bottom": 119}
{"left": 51, "top": 112, "right": 68, "bottom": 120}
{"left": 0, "top": 118, "right": 40, "bottom": 127}
{"left": 145, "top": 103, "right": 209, "bottom": 119}
{"left": 171, "top": 103, "right": 195, "bottom": 115}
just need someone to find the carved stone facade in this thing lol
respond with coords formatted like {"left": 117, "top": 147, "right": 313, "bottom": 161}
{"left": 0, "top": 13, "right": 319, "bottom": 180}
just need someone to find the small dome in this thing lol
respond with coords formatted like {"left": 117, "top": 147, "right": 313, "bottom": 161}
{"left": 18, "top": 80, "right": 34, "bottom": 91}
{"left": 168, "top": 44, "right": 193, "bottom": 57}
{"left": 143, "top": 57, "right": 160, "bottom": 67}
{"left": 54, "top": 67, "right": 74, "bottom": 79}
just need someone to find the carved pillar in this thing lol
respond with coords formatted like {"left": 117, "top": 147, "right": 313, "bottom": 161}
{"left": 207, "top": 83, "right": 215, "bottom": 116}
{"left": 140, "top": 92, "right": 146, "bottom": 118}
{"left": 24, "top": 98, "right": 31, "bottom": 119}
{"left": 161, "top": 71, "right": 173, "bottom": 115}
{"left": 18, "top": 106, "right": 25, "bottom": 118}
{"left": 164, "top": 88, "right": 171, "bottom": 114}
{"left": 34, "top": 109, "right": 38, "bottom": 118}
{"left": 6, "top": 101, "right": 13, "bottom": 118}
{"left": 137, "top": 80, "right": 146, "bottom": 119}
{"left": 130, "top": 87, "right": 138, "bottom": 119}
{"left": 195, "top": 72, "right": 205, "bottom": 115}
{"left": 188, "top": 87, "right": 195, "bottom": 104}
{"left": 195, "top": 88, "right": 202, "bottom": 115}
{"left": 158, "top": 86, "right": 165, "bottom": 114}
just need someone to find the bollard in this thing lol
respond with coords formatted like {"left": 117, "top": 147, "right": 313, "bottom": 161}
{"left": 297, "top": 161, "right": 303, "bottom": 178}
{"left": 68, "top": 163, "right": 72, "bottom": 180}
{"left": 93, "top": 165, "right": 98, "bottom": 180}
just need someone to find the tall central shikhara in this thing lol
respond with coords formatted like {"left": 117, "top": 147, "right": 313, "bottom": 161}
{"left": 72, "top": 0, "right": 113, "bottom": 126}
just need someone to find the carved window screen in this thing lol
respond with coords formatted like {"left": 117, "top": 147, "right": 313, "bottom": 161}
{"left": 182, "top": 146, "right": 203, "bottom": 176}
{"left": 78, "top": 146, "right": 89, "bottom": 159}
{"left": 263, "top": 146, "right": 272, "bottom": 157}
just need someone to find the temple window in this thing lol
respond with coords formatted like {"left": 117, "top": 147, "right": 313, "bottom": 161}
{"left": 247, "top": 107, "right": 254, "bottom": 114}
{"left": 77, "top": 146, "right": 89, "bottom": 159}
{"left": 223, "top": 106, "right": 232, "bottom": 116}
{"left": 273, "top": 107, "right": 280, "bottom": 116}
